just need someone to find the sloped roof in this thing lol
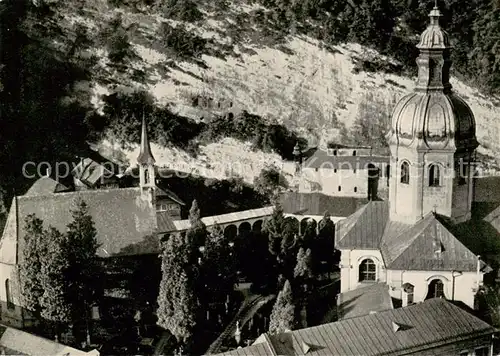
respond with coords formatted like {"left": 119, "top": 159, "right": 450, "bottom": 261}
{"left": 303, "top": 149, "right": 389, "bottom": 170}
{"left": 216, "top": 299, "right": 497, "bottom": 356}
{"left": 156, "top": 187, "right": 185, "bottom": 206}
{"left": 337, "top": 283, "right": 393, "bottom": 320}
{"left": 72, "top": 158, "right": 117, "bottom": 186}
{"left": 0, "top": 324, "right": 92, "bottom": 355}
{"left": 214, "top": 343, "right": 274, "bottom": 356}
{"left": 24, "top": 177, "right": 69, "bottom": 196}
{"left": 1, "top": 187, "right": 164, "bottom": 262}
{"left": 280, "top": 192, "right": 367, "bottom": 217}
{"left": 336, "top": 201, "right": 388, "bottom": 249}
{"left": 336, "top": 201, "right": 482, "bottom": 272}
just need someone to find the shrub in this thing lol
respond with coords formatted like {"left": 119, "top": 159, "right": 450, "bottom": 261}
{"left": 156, "top": 22, "right": 207, "bottom": 59}
{"left": 162, "top": 0, "right": 203, "bottom": 22}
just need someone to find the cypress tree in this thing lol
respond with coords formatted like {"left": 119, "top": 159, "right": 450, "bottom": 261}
{"left": 269, "top": 280, "right": 296, "bottom": 334}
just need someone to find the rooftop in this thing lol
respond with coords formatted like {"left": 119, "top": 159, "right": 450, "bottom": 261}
{"left": 336, "top": 283, "right": 393, "bottom": 320}
{"left": 280, "top": 192, "right": 367, "bottom": 218}
{"left": 0, "top": 324, "right": 96, "bottom": 356}
{"left": 215, "top": 299, "right": 497, "bottom": 356}
{"left": 336, "top": 201, "right": 487, "bottom": 272}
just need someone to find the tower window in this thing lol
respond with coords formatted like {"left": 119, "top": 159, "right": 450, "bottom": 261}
{"left": 333, "top": 150, "right": 337, "bottom": 156}
{"left": 359, "top": 259, "right": 376, "bottom": 282}
{"left": 354, "top": 187, "right": 358, "bottom": 193}
{"left": 338, "top": 186, "right": 342, "bottom": 192}
{"left": 429, "top": 164, "right": 441, "bottom": 187}
{"left": 144, "top": 168, "right": 150, "bottom": 184}
{"left": 353, "top": 150, "right": 357, "bottom": 156}
{"left": 400, "top": 161, "right": 410, "bottom": 184}
{"left": 334, "top": 169, "right": 337, "bottom": 173}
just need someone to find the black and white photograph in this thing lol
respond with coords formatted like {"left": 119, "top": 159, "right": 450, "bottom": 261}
{"left": 0, "top": 0, "right": 499, "bottom": 354}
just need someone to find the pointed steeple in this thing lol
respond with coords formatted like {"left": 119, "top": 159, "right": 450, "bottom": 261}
{"left": 137, "top": 113, "right": 156, "bottom": 165}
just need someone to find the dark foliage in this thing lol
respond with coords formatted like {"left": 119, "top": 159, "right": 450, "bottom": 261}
{"left": 162, "top": 0, "right": 204, "bottom": 22}
{"left": 156, "top": 22, "right": 207, "bottom": 59}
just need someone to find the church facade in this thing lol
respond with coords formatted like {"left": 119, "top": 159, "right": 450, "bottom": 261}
{"left": 335, "top": 5, "right": 488, "bottom": 310}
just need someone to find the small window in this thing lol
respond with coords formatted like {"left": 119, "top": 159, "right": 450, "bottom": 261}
{"left": 315, "top": 168, "right": 318, "bottom": 172}
{"left": 429, "top": 164, "right": 440, "bottom": 187}
{"left": 400, "top": 161, "right": 410, "bottom": 184}
{"left": 353, "top": 168, "right": 356, "bottom": 173}
{"left": 144, "top": 168, "right": 150, "bottom": 184}
{"left": 334, "top": 169, "right": 337, "bottom": 173}
{"left": 354, "top": 187, "right": 358, "bottom": 193}
{"left": 333, "top": 150, "right": 337, "bottom": 156}
{"left": 5, "top": 279, "right": 14, "bottom": 310}
{"left": 338, "top": 186, "right": 342, "bottom": 192}
{"left": 359, "top": 259, "right": 376, "bottom": 282}
{"left": 353, "top": 150, "right": 357, "bottom": 156}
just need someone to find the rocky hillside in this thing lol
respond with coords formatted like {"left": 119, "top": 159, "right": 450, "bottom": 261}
{"left": 1, "top": 0, "right": 499, "bottom": 189}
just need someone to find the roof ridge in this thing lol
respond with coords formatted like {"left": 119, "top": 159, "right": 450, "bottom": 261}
{"left": 262, "top": 333, "right": 279, "bottom": 356}
{"left": 17, "top": 187, "right": 141, "bottom": 201}
{"left": 382, "top": 214, "right": 435, "bottom": 263}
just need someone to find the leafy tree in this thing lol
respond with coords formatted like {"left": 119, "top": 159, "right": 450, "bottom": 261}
{"left": 157, "top": 233, "right": 198, "bottom": 346}
{"left": 65, "top": 198, "right": 102, "bottom": 345}
{"left": 40, "top": 227, "right": 71, "bottom": 342}
{"left": 264, "top": 202, "right": 287, "bottom": 257}
{"left": 19, "top": 214, "right": 45, "bottom": 317}
{"left": 254, "top": 166, "right": 288, "bottom": 199}
{"left": 162, "top": 0, "right": 203, "bottom": 22}
{"left": 269, "top": 280, "right": 296, "bottom": 334}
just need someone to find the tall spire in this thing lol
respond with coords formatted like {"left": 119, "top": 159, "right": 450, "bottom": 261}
{"left": 414, "top": 2, "right": 452, "bottom": 93}
{"left": 137, "top": 113, "right": 156, "bottom": 165}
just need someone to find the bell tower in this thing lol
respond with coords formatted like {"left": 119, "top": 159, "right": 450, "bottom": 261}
{"left": 387, "top": 3, "right": 478, "bottom": 224}
{"left": 137, "top": 114, "right": 156, "bottom": 204}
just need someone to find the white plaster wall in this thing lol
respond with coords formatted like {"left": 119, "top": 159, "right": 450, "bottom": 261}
{"left": 0, "top": 262, "right": 24, "bottom": 327}
{"left": 339, "top": 249, "right": 386, "bottom": 293}
{"left": 386, "top": 269, "right": 481, "bottom": 309}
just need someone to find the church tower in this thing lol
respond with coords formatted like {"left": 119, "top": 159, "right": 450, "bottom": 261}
{"left": 387, "top": 4, "right": 478, "bottom": 224}
{"left": 137, "top": 114, "right": 156, "bottom": 203}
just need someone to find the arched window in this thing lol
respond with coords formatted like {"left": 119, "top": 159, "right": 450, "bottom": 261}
{"left": 338, "top": 186, "right": 342, "bottom": 192}
{"left": 354, "top": 187, "right": 358, "bottom": 193}
{"left": 5, "top": 279, "right": 14, "bottom": 310}
{"left": 400, "top": 161, "right": 410, "bottom": 184}
{"left": 429, "top": 164, "right": 440, "bottom": 187}
{"left": 359, "top": 259, "right": 376, "bottom": 282}
{"left": 144, "top": 168, "right": 149, "bottom": 184}
{"left": 333, "top": 150, "right": 337, "bottom": 156}
{"left": 353, "top": 150, "right": 357, "bottom": 156}
{"left": 426, "top": 279, "right": 445, "bottom": 299}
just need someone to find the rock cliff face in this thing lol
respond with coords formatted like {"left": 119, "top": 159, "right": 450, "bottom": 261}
{"left": 3, "top": 0, "right": 500, "bottom": 186}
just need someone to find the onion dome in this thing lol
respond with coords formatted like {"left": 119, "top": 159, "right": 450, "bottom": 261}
{"left": 387, "top": 4, "right": 478, "bottom": 152}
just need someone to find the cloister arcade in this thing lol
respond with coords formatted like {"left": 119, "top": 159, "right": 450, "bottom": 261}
{"left": 168, "top": 206, "right": 334, "bottom": 240}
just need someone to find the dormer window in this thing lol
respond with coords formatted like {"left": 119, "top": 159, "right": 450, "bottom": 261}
{"left": 429, "top": 164, "right": 440, "bottom": 187}
{"left": 400, "top": 161, "right": 410, "bottom": 184}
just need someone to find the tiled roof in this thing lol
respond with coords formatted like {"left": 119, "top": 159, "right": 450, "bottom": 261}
{"left": 72, "top": 158, "right": 116, "bottom": 186}
{"left": 280, "top": 192, "right": 367, "bottom": 217}
{"left": 337, "top": 283, "right": 393, "bottom": 320}
{"left": 171, "top": 206, "right": 274, "bottom": 232}
{"left": 336, "top": 201, "right": 481, "bottom": 272}
{"left": 1, "top": 187, "right": 164, "bottom": 261}
{"left": 24, "top": 177, "right": 70, "bottom": 196}
{"left": 303, "top": 149, "right": 389, "bottom": 170}
{"left": 214, "top": 343, "right": 274, "bottom": 356}
{"left": 156, "top": 187, "right": 185, "bottom": 206}
{"left": 0, "top": 324, "right": 92, "bottom": 355}
{"left": 336, "top": 201, "right": 388, "bottom": 249}
{"left": 216, "top": 299, "right": 497, "bottom": 356}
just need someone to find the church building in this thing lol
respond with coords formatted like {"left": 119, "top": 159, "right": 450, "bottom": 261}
{"left": 0, "top": 117, "right": 183, "bottom": 328}
{"left": 335, "top": 5, "right": 489, "bottom": 310}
